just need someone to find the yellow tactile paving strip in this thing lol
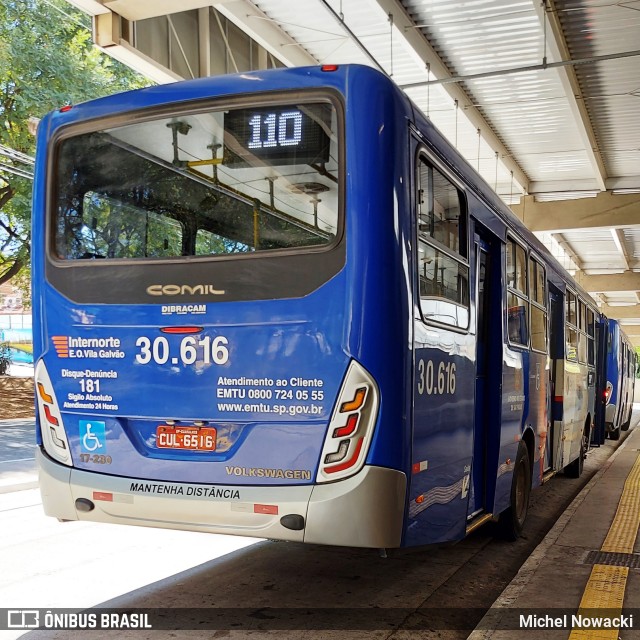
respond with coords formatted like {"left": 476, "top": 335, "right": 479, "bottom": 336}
{"left": 568, "top": 454, "right": 640, "bottom": 639}
{"left": 568, "top": 564, "right": 629, "bottom": 640}
{"left": 602, "top": 455, "right": 640, "bottom": 554}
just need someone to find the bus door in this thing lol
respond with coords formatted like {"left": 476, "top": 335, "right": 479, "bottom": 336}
{"left": 468, "top": 229, "right": 501, "bottom": 517}
{"left": 548, "top": 284, "right": 564, "bottom": 469}
{"left": 593, "top": 318, "right": 607, "bottom": 445}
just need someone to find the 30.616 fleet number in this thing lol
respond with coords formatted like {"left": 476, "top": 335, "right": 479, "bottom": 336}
{"left": 135, "top": 335, "right": 229, "bottom": 366}
{"left": 417, "top": 359, "right": 456, "bottom": 396}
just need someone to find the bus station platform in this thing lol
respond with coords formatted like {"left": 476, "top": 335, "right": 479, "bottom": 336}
{"left": 470, "top": 409, "right": 640, "bottom": 639}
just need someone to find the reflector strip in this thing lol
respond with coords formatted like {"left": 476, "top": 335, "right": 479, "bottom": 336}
{"left": 554, "top": 396, "right": 563, "bottom": 403}
{"left": 340, "top": 387, "right": 367, "bottom": 413}
{"left": 324, "top": 437, "right": 364, "bottom": 474}
{"left": 412, "top": 460, "right": 428, "bottom": 474}
{"left": 254, "top": 504, "right": 278, "bottom": 515}
{"left": 93, "top": 492, "right": 113, "bottom": 502}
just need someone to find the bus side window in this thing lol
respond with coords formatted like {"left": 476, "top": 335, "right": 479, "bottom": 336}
{"left": 587, "top": 307, "right": 595, "bottom": 365}
{"left": 529, "top": 256, "right": 547, "bottom": 353}
{"left": 577, "top": 299, "right": 587, "bottom": 363}
{"left": 506, "top": 238, "right": 529, "bottom": 347}
{"left": 417, "top": 158, "right": 466, "bottom": 258}
{"left": 565, "top": 290, "right": 578, "bottom": 361}
{"left": 416, "top": 156, "right": 469, "bottom": 329}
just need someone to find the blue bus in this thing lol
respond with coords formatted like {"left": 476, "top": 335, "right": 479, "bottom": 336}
{"left": 603, "top": 319, "right": 636, "bottom": 440}
{"left": 33, "top": 65, "right": 600, "bottom": 548}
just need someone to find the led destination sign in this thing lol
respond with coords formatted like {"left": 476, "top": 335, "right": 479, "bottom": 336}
{"left": 225, "top": 103, "right": 332, "bottom": 167}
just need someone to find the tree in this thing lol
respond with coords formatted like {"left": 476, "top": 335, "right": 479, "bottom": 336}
{"left": 0, "top": 0, "right": 150, "bottom": 286}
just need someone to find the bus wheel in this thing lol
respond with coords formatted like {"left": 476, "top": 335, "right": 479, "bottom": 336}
{"left": 565, "top": 430, "right": 586, "bottom": 478}
{"left": 499, "top": 440, "right": 531, "bottom": 541}
{"left": 610, "top": 426, "right": 621, "bottom": 441}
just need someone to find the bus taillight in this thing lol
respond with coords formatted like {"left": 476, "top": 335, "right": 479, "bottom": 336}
{"left": 317, "top": 361, "right": 379, "bottom": 482}
{"left": 324, "top": 438, "right": 365, "bottom": 475}
{"left": 604, "top": 382, "right": 613, "bottom": 404}
{"left": 35, "top": 360, "right": 72, "bottom": 466}
{"left": 333, "top": 412, "right": 360, "bottom": 438}
{"left": 160, "top": 326, "right": 203, "bottom": 334}
{"left": 340, "top": 388, "right": 367, "bottom": 413}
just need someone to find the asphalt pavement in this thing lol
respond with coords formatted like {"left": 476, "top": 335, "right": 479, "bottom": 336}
{"left": 0, "top": 418, "right": 37, "bottom": 493}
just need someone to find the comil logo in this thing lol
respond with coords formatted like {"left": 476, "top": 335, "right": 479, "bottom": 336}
{"left": 52, "top": 336, "right": 69, "bottom": 358}
{"left": 146, "top": 284, "right": 225, "bottom": 297}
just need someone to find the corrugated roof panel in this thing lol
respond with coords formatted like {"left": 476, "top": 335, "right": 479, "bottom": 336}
{"left": 557, "top": 0, "right": 640, "bottom": 58}
{"left": 61, "top": 0, "right": 640, "bottom": 328}
{"left": 404, "top": 4, "right": 541, "bottom": 81}
{"left": 561, "top": 228, "right": 629, "bottom": 273}
{"left": 251, "top": 0, "right": 373, "bottom": 66}
{"left": 253, "top": 0, "right": 531, "bottom": 196}
{"left": 555, "top": 0, "right": 640, "bottom": 183}
{"left": 401, "top": 0, "right": 598, "bottom": 185}
{"left": 250, "top": 0, "right": 639, "bottom": 324}
{"left": 604, "top": 292, "right": 639, "bottom": 305}
{"left": 624, "top": 228, "right": 640, "bottom": 265}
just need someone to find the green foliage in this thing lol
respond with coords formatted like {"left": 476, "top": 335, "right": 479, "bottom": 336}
{"left": 0, "top": 0, "right": 150, "bottom": 286}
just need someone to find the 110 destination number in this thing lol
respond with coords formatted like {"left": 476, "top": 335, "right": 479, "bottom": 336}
{"left": 135, "top": 335, "right": 229, "bottom": 366}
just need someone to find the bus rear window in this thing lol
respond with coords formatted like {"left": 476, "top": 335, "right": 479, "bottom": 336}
{"left": 53, "top": 101, "right": 339, "bottom": 260}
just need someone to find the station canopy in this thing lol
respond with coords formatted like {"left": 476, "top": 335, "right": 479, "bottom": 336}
{"left": 67, "top": 0, "right": 640, "bottom": 345}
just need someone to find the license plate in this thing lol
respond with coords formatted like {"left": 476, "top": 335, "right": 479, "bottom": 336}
{"left": 156, "top": 425, "right": 217, "bottom": 451}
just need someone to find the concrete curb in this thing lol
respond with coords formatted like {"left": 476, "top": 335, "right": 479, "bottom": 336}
{"left": 0, "top": 418, "right": 35, "bottom": 426}
{"left": 0, "top": 479, "right": 38, "bottom": 494}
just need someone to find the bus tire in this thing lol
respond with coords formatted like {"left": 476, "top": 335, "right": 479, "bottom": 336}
{"left": 610, "top": 426, "right": 621, "bottom": 441}
{"left": 622, "top": 414, "right": 631, "bottom": 431}
{"left": 498, "top": 440, "right": 531, "bottom": 541}
{"left": 565, "top": 430, "right": 586, "bottom": 478}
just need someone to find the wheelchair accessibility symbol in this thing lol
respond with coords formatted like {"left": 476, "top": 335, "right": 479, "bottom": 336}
{"left": 79, "top": 420, "right": 106, "bottom": 452}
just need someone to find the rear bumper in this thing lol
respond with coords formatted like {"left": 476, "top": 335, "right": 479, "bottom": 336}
{"left": 605, "top": 403, "right": 617, "bottom": 428}
{"left": 37, "top": 449, "right": 406, "bottom": 548}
